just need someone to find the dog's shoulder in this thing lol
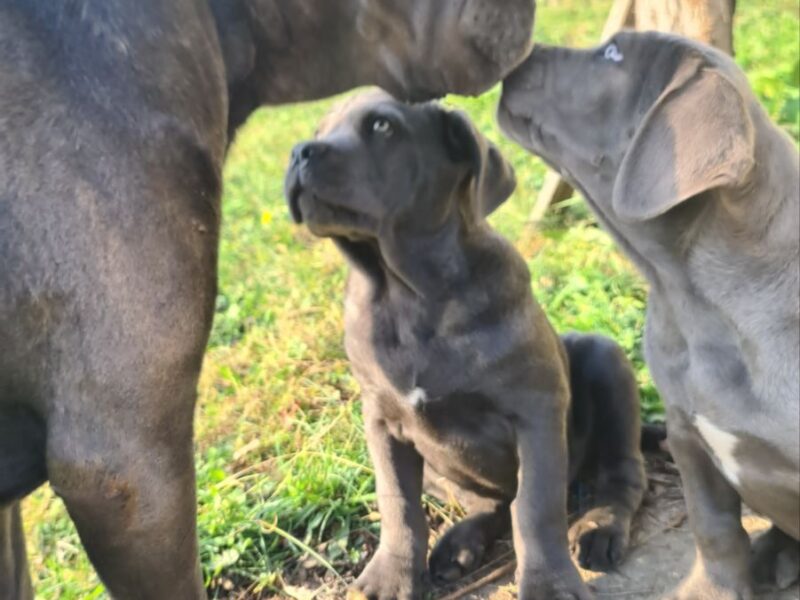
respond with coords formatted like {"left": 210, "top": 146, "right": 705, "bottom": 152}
{"left": 0, "top": 0, "right": 228, "bottom": 160}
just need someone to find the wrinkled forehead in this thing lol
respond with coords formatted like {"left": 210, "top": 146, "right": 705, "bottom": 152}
{"left": 609, "top": 30, "right": 711, "bottom": 70}
{"left": 315, "top": 90, "right": 430, "bottom": 139}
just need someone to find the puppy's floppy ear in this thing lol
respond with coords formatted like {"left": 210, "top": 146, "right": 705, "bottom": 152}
{"left": 442, "top": 109, "right": 517, "bottom": 221}
{"left": 612, "top": 60, "right": 755, "bottom": 222}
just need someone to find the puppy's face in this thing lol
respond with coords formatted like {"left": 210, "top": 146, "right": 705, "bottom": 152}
{"left": 498, "top": 32, "right": 754, "bottom": 222}
{"left": 285, "top": 90, "right": 515, "bottom": 240}
{"left": 499, "top": 32, "right": 684, "bottom": 183}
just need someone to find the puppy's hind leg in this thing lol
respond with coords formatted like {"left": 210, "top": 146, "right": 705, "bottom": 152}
{"left": 751, "top": 525, "right": 800, "bottom": 591}
{"left": 427, "top": 479, "right": 511, "bottom": 584}
{"left": 562, "top": 334, "right": 646, "bottom": 572}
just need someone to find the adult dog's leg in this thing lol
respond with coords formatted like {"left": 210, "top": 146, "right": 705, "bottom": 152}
{"left": 0, "top": 503, "right": 33, "bottom": 600}
{"left": 47, "top": 377, "right": 206, "bottom": 600}
{"left": 565, "top": 335, "right": 646, "bottom": 571}
{"left": 353, "top": 401, "right": 428, "bottom": 600}
{"left": 664, "top": 413, "right": 752, "bottom": 600}
{"left": 43, "top": 267, "right": 213, "bottom": 600}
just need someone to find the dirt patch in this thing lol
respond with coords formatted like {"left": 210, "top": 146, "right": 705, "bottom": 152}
{"left": 245, "top": 454, "right": 798, "bottom": 600}
{"left": 428, "top": 455, "right": 800, "bottom": 600}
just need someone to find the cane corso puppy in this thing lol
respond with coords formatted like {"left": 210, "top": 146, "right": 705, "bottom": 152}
{"left": 0, "top": 1, "right": 536, "bottom": 598}
{"left": 499, "top": 32, "right": 800, "bottom": 598}
{"left": 284, "top": 90, "right": 646, "bottom": 600}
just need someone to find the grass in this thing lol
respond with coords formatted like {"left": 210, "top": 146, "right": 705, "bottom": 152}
{"left": 21, "top": 0, "right": 799, "bottom": 597}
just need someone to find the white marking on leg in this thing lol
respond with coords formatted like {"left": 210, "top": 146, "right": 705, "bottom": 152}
{"left": 694, "top": 415, "right": 742, "bottom": 486}
{"left": 406, "top": 387, "right": 427, "bottom": 409}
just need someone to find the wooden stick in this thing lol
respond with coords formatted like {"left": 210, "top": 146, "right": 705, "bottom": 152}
{"left": 602, "top": 0, "right": 636, "bottom": 40}
{"left": 435, "top": 554, "right": 516, "bottom": 600}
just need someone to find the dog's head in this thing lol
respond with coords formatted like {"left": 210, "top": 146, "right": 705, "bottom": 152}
{"left": 285, "top": 90, "right": 515, "bottom": 241}
{"left": 498, "top": 31, "right": 756, "bottom": 222}
{"left": 357, "top": 0, "right": 535, "bottom": 100}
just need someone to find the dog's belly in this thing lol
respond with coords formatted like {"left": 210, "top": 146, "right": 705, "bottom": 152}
{"left": 388, "top": 391, "right": 519, "bottom": 498}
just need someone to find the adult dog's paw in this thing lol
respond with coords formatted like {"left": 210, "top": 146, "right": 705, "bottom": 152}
{"left": 568, "top": 507, "right": 630, "bottom": 571}
{"left": 517, "top": 566, "right": 593, "bottom": 600}
{"left": 350, "top": 549, "right": 426, "bottom": 600}
{"left": 751, "top": 526, "right": 800, "bottom": 590}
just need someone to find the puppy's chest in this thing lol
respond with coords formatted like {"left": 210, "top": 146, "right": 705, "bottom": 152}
{"left": 344, "top": 295, "right": 484, "bottom": 401}
{"left": 343, "top": 292, "right": 517, "bottom": 449}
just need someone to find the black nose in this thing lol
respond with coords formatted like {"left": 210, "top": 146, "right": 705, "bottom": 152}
{"left": 291, "top": 141, "right": 329, "bottom": 165}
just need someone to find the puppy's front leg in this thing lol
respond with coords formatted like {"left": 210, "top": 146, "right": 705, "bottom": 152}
{"left": 352, "top": 403, "right": 428, "bottom": 600}
{"left": 514, "top": 408, "right": 593, "bottom": 600}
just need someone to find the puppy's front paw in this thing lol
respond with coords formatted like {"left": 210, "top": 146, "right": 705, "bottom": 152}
{"left": 518, "top": 566, "right": 593, "bottom": 600}
{"left": 751, "top": 526, "right": 800, "bottom": 590}
{"left": 429, "top": 526, "right": 487, "bottom": 584}
{"left": 350, "top": 549, "right": 426, "bottom": 600}
{"left": 568, "top": 507, "right": 630, "bottom": 571}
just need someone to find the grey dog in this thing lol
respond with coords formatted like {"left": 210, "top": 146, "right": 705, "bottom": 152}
{"left": 0, "top": 1, "right": 536, "bottom": 598}
{"left": 499, "top": 31, "right": 800, "bottom": 599}
{"left": 285, "top": 90, "right": 647, "bottom": 600}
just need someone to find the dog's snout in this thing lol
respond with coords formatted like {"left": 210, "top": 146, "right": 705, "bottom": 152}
{"left": 504, "top": 49, "right": 547, "bottom": 92}
{"left": 291, "top": 141, "right": 330, "bottom": 165}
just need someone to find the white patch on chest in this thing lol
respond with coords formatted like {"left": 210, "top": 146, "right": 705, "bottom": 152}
{"left": 694, "top": 414, "right": 742, "bottom": 486}
{"left": 406, "top": 387, "right": 427, "bottom": 409}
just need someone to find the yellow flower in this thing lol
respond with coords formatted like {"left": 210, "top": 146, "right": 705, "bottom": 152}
{"left": 260, "top": 210, "right": 273, "bottom": 226}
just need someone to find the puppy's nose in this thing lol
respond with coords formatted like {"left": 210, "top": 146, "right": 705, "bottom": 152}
{"left": 291, "top": 141, "right": 330, "bottom": 165}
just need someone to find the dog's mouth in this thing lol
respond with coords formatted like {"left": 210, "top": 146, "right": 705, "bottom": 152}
{"left": 497, "top": 98, "right": 540, "bottom": 150}
{"left": 286, "top": 177, "right": 372, "bottom": 237}
{"left": 287, "top": 176, "right": 305, "bottom": 224}
{"left": 390, "top": 67, "right": 449, "bottom": 104}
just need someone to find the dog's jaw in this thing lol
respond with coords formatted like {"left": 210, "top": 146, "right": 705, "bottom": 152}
{"left": 285, "top": 168, "right": 305, "bottom": 224}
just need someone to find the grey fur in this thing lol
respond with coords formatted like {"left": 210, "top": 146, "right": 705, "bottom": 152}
{"left": 285, "top": 91, "right": 647, "bottom": 600}
{"left": 498, "top": 31, "right": 800, "bottom": 599}
{"left": 0, "top": 1, "right": 535, "bottom": 598}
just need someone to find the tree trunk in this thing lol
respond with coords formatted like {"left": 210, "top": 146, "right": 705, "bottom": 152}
{"left": 634, "top": 0, "right": 735, "bottom": 55}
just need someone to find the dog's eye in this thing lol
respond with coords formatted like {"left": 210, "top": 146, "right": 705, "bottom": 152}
{"left": 371, "top": 117, "right": 393, "bottom": 137}
{"left": 603, "top": 42, "right": 624, "bottom": 63}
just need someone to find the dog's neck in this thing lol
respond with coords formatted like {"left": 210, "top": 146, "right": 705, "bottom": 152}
{"left": 335, "top": 222, "right": 476, "bottom": 301}
{"left": 209, "top": 0, "right": 369, "bottom": 138}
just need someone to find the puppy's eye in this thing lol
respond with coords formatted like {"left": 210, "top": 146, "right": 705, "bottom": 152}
{"left": 603, "top": 42, "right": 624, "bottom": 63}
{"left": 371, "top": 117, "right": 393, "bottom": 136}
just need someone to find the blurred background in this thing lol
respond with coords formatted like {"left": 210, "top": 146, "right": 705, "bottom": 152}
{"left": 21, "top": 0, "right": 799, "bottom": 597}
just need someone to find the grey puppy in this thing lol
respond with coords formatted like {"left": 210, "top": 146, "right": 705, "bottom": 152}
{"left": 0, "top": 1, "right": 535, "bottom": 598}
{"left": 285, "top": 90, "right": 647, "bottom": 600}
{"left": 499, "top": 31, "right": 800, "bottom": 599}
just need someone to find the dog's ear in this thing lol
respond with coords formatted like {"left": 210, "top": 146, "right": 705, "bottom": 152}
{"left": 442, "top": 109, "right": 516, "bottom": 221}
{"left": 612, "top": 63, "right": 755, "bottom": 222}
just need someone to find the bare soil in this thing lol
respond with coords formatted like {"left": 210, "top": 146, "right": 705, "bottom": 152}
{"left": 243, "top": 454, "right": 799, "bottom": 600}
{"left": 427, "top": 454, "right": 800, "bottom": 600}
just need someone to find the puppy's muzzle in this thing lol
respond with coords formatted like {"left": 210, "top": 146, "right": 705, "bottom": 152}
{"left": 285, "top": 141, "right": 331, "bottom": 223}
